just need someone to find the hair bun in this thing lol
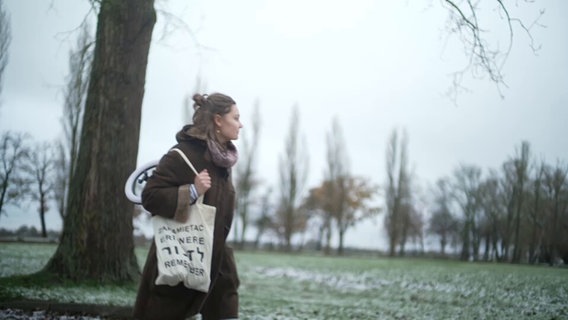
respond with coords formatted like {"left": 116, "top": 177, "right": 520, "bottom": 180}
{"left": 192, "top": 93, "right": 208, "bottom": 110}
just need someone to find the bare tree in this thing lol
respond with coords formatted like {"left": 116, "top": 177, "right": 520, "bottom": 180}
{"left": 451, "top": 164, "right": 483, "bottom": 261}
{"left": 428, "top": 178, "right": 458, "bottom": 256}
{"left": 54, "top": 22, "right": 93, "bottom": 220}
{"left": 527, "top": 162, "right": 546, "bottom": 263}
{"left": 384, "top": 128, "right": 412, "bottom": 257}
{"left": 511, "top": 141, "right": 531, "bottom": 263}
{"left": 498, "top": 141, "right": 532, "bottom": 263}
{"left": 442, "top": 0, "right": 545, "bottom": 102}
{"left": 0, "top": 131, "right": 29, "bottom": 221}
{"left": 0, "top": 0, "right": 11, "bottom": 101}
{"left": 24, "top": 142, "right": 55, "bottom": 238}
{"left": 477, "top": 171, "right": 505, "bottom": 261}
{"left": 385, "top": 130, "right": 400, "bottom": 256}
{"left": 500, "top": 160, "right": 516, "bottom": 261}
{"left": 44, "top": 0, "right": 156, "bottom": 282}
{"left": 323, "top": 117, "right": 349, "bottom": 254}
{"left": 275, "top": 105, "right": 309, "bottom": 251}
{"left": 235, "top": 100, "right": 261, "bottom": 247}
{"left": 542, "top": 162, "right": 568, "bottom": 265}
{"left": 253, "top": 187, "right": 273, "bottom": 249}
{"left": 405, "top": 203, "right": 426, "bottom": 253}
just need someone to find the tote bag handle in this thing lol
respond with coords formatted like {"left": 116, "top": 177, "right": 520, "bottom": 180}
{"left": 170, "top": 148, "right": 198, "bottom": 176}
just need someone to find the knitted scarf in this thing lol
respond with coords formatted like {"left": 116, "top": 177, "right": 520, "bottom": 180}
{"left": 207, "top": 139, "right": 238, "bottom": 168}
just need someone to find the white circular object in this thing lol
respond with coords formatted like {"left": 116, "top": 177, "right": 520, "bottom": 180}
{"left": 124, "top": 159, "right": 159, "bottom": 204}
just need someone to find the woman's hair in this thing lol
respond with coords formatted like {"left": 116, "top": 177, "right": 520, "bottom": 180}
{"left": 188, "top": 92, "right": 236, "bottom": 143}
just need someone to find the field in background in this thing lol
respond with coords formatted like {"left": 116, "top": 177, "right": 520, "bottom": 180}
{"left": 1, "top": 243, "right": 567, "bottom": 319}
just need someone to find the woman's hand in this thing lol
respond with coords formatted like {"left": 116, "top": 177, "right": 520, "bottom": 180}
{"left": 194, "top": 169, "right": 211, "bottom": 196}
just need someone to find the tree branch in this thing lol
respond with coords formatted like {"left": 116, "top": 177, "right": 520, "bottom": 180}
{"left": 442, "top": 0, "right": 544, "bottom": 104}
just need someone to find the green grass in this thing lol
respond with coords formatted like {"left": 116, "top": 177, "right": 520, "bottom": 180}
{"left": 1, "top": 243, "right": 567, "bottom": 319}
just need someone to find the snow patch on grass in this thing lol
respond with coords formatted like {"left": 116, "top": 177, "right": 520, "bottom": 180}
{"left": 2, "top": 244, "right": 568, "bottom": 319}
{"left": 254, "top": 266, "right": 391, "bottom": 292}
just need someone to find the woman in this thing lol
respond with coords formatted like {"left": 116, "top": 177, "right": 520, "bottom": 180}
{"left": 133, "top": 93, "right": 243, "bottom": 320}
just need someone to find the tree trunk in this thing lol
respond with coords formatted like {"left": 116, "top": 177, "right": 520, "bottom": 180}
{"left": 502, "top": 193, "right": 515, "bottom": 262}
{"left": 324, "top": 216, "right": 331, "bottom": 255}
{"left": 460, "top": 220, "right": 470, "bottom": 261}
{"left": 471, "top": 218, "right": 480, "bottom": 261}
{"left": 482, "top": 232, "right": 490, "bottom": 261}
{"left": 440, "top": 235, "right": 446, "bottom": 256}
{"left": 44, "top": 0, "right": 156, "bottom": 282}
{"left": 337, "top": 227, "right": 345, "bottom": 256}
{"left": 511, "top": 194, "right": 524, "bottom": 263}
{"left": 39, "top": 191, "right": 47, "bottom": 238}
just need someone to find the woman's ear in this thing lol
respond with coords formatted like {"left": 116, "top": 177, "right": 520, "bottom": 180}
{"left": 214, "top": 114, "right": 222, "bottom": 128}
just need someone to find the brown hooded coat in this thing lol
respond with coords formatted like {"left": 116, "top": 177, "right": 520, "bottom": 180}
{"left": 133, "top": 126, "right": 239, "bottom": 320}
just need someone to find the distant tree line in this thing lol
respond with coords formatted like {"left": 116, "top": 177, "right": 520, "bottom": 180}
{"left": 0, "top": 226, "right": 59, "bottom": 240}
{"left": 428, "top": 142, "right": 568, "bottom": 265}
{"left": 4, "top": 108, "right": 566, "bottom": 268}
{"left": 232, "top": 109, "right": 567, "bottom": 266}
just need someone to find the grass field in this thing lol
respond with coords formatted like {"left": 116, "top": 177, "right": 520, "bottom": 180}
{"left": 1, "top": 243, "right": 567, "bottom": 319}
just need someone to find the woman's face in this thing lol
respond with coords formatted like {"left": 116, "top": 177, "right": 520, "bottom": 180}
{"left": 216, "top": 104, "right": 243, "bottom": 142}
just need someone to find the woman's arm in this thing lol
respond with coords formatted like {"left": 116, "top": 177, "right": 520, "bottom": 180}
{"left": 141, "top": 150, "right": 195, "bottom": 222}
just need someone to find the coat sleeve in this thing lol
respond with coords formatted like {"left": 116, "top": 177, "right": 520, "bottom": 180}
{"left": 141, "top": 150, "right": 195, "bottom": 222}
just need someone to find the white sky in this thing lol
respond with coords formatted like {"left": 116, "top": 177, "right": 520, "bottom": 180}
{"left": 1, "top": 0, "right": 567, "bottom": 251}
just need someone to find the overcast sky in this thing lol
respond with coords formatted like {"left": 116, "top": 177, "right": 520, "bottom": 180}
{"left": 1, "top": 0, "right": 567, "bottom": 250}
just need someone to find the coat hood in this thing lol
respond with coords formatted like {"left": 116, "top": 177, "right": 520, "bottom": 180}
{"left": 175, "top": 125, "right": 206, "bottom": 144}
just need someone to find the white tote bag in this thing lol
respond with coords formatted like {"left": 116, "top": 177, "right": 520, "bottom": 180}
{"left": 152, "top": 148, "right": 216, "bottom": 293}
